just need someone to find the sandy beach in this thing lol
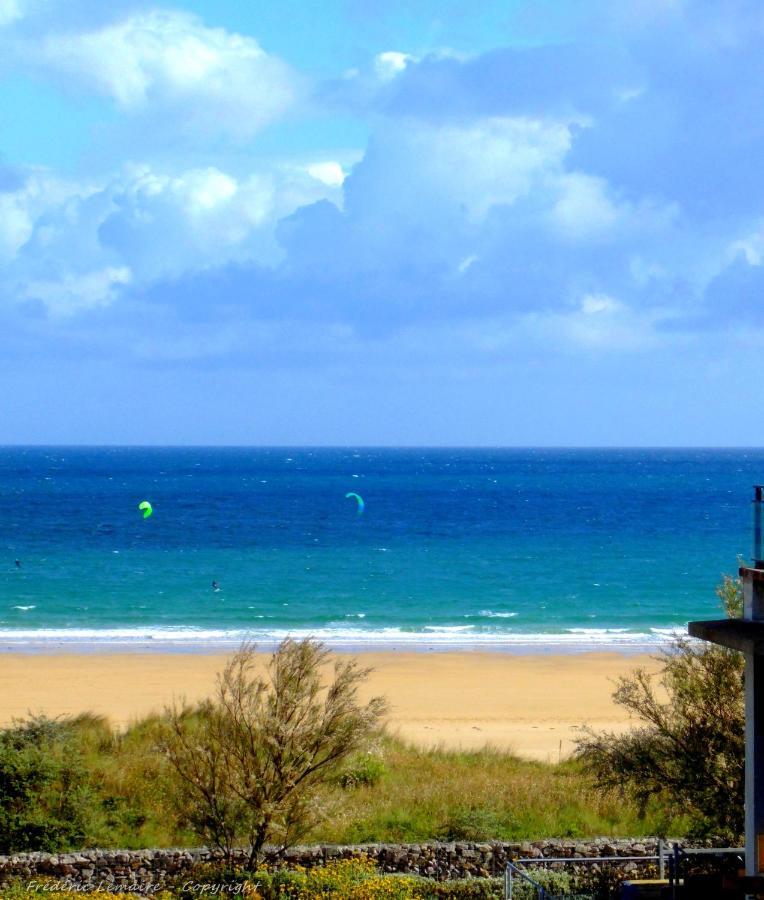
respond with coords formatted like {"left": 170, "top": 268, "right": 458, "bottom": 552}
{"left": 0, "top": 651, "right": 663, "bottom": 761}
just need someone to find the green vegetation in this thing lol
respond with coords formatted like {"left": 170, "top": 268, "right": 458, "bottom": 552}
{"left": 7, "top": 603, "right": 749, "bottom": 896}
{"left": 576, "top": 574, "right": 745, "bottom": 841}
{"left": 5, "top": 569, "right": 748, "bottom": 861}
{"left": 3, "top": 888, "right": 175, "bottom": 900}
{"left": 1, "top": 859, "right": 576, "bottom": 899}
{"left": 0, "top": 713, "right": 97, "bottom": 853}
{"left": 2, "top": 862, "right": 505, "bottom": 899}
{"left": 0, "top": 716, "right": 678, "bottom": 853}
{"left": 0, "top": 575, "right": 750, "bottom": 898}
{"left": 157, "top": 640, "right": 387, "bottom": 864}
{"left": 167, "top": 858, "right": 505, "bottom": 899}
{"left": 0, "top": 637, "right": 687, "bottom": 857}
{"left": 322, "top": 739, "right": 673, "bottom": 844}
{"left": 1, "top": 859, "right": 644, "bottom": 898}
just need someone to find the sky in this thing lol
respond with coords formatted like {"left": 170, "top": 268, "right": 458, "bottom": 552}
{"left": 1, "top": 0, "right": 763, "bottom": 445}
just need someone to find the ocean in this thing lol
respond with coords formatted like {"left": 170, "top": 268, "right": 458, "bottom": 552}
{"left": 0, "top": 447, "right": 758, "bottom": 652}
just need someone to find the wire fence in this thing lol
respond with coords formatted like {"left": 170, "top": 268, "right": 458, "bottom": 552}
{"left": 504, "top": 842, "right": 745, "bottom": 899}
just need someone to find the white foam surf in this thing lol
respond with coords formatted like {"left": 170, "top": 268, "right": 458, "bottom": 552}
{"left": 0, "top": 624, "right": 688, "bottom": 653}
{"left": 474, "top": 610, "right": 518, "bottom": 619}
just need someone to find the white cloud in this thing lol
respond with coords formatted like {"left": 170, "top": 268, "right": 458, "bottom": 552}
{"left": 549, "top": 172, "right": 620, "bottom": 238}
{"left": 0, "top": 159, "right": 339, "bottom": 315}
{"left": 356, "top": 116, "right": 574, "bottom": 224}
{"left": 430, "top": 118, "right": 572, "bottom": 219}
{"left": 0, "top": 169, "right": 87, "bottom": 263}
{"left": 35, "top": 10, "right": 297, "bottom": 138}
{"left": 23, "top": 266, "right": 131, "bottom": 316}
{"left": 101, "top": 164, "right": 282, "bottom": 280}
{"left": 526, "top": 297, "right": 666, "bottom": 352}
{"left": 581, "top": 293, "right": 620, "bottom": 315}
{"left": 728, "top": 222, "right": 764, "bottom": 266}
{"left": 457, "top": 254, "right": 478, "bottom": 274}
{"left": 374, "top": 50, "right": 415, "bottom": 81}
{"left": 107, "top": 161, "right": 341, "bottom": 280}
{"left": 546, "top": 171, "right": 678, "bottom": 244}
{"left": 0, "top": 191, "right": 34, "bottom": 262}
{"left": 615, "top": 85, "right": 646, "bottom": 104}
{"left": 307, "top": 161, "right": 346, "bottom": 187}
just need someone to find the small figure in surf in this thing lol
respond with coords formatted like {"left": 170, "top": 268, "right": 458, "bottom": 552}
{"left": 14, "top": 559, "right": 21, "bottom": 569}
{"left": 212, "top": 580, "right": 221, "bottom": 592}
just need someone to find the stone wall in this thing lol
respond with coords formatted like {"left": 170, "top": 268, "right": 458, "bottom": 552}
{"left": 0, "top": 839, "right": 668, "bottom": 890}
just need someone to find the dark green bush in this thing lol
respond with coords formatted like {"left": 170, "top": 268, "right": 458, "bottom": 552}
{"left": 0, "top": 716, "right": 96, "bottom": 853}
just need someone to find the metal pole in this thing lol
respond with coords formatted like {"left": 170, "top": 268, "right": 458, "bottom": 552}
{"left": 743, "top": 565, "right": 764, "bottom": 883}
{"left": 659, "top": 839, "right": 664, "bottom": 880}
{"left": 510, "top": 855, "right": 662, "bottom": 865}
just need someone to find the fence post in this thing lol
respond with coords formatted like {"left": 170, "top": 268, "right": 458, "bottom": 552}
{"left": 672, "top": 843, "right": 680, "bottom": 900}
{"left": 659, "top": 839, "right": 665, "bottom": 880}
{"left": 668, "top": 850, "right": 674, "bottom": 898}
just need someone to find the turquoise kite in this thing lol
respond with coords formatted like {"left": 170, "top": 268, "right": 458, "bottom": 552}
{"left": 138, "top": 500, "right": 153, "bottom": 519}
{"left": 345, "top": 492, "right": 365, "bottom": 514}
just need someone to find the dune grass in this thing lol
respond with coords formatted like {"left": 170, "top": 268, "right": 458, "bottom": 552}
{"left": 45, "top": 716, "right": 682, "bottom": 850}
{"left": 317, "top": 737, "right": 680, "bottom": 844}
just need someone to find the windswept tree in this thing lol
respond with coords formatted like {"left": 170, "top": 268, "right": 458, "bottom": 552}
{"left": 576, "top": 575, "right": 745, "bottom": 840}
{"left": 158, "top": 639, "right": 387, "bottom": 865}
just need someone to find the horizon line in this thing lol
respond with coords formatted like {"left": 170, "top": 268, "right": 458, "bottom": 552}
{"left": 1, "top": 444, "right": 764, "bottom": 451}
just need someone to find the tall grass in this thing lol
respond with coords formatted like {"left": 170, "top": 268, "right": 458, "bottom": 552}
{"left": 321, "top": 737, "right": 678, "bottom": 844}
{"left": 15, "top": 713, "right": 682, "bottom": 850}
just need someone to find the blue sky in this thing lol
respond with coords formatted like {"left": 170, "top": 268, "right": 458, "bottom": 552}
{"left": 1, "top": 0, "right": 763, "bottom": 445}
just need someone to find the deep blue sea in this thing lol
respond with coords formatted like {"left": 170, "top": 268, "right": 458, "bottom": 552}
{"left": 0, "top": 447, "right": 759, "bottom": 652}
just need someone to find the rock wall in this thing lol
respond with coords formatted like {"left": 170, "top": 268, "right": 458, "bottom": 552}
{"left": 0, "top": 839, "right": 669, "bottom": 890}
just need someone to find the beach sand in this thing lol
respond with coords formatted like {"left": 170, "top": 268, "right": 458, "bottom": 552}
{"left": 0, "top": 651, "right": 663, "bottom": 761}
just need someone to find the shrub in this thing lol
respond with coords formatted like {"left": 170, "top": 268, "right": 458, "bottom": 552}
{"left": 505, "top": 869, "right": 575, "bottom": 900}
{"left": 576, "top": 574, "right": 745, "bottom": 841}
{"left": 165, "top": 864, "right": 257, "bottom": 898}
{"left": 171, "top": 859, "right": 415, "bottom": 900}
{"left": 157, "top": 639, "right": 388, "bottom": 865}
{"left": 0, "top": 716, "right": 96, "bottom": 853}
{"left": 412, "top": 877, "right": 504, "bottom": 898}
{"left": 336, "top": 749, "right": 388, "bottom": 788}
{"left": 170, "top": 860, "right": 504, "bottom": 900}
{"left": 299, "top": 859, "right": 417, "bottom": 899}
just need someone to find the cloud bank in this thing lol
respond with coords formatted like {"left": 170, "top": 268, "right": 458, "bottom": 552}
{"left": 1, "top": 0, "right": 763, "bottom": 442}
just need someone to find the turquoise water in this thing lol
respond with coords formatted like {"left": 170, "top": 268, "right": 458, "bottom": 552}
{"left": 0, "top": 447, "right": 758, "bottom": 651}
